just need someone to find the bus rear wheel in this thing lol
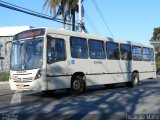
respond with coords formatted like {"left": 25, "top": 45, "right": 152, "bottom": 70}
{"left": 156, "top": 70, "right": 160, "bottom": 79}
{"left": 130, "top": 73, "right": 139, "bottom": 87}
{"left": 71, "top": 75, "right": 85, "bottom": 95}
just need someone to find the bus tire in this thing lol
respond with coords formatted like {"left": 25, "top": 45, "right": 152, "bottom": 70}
{"left": 131, "top": 73, "right": 139, "bottom": 87}
{"left": 156, "top": 70, "right": 160, "bottom": 79}
{"left": 71, "top": 75, "right": 85, "bottom": 95}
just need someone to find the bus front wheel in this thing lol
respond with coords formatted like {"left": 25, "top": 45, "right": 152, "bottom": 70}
{"left": 71, "top": 75, "right": 85, "bottom": 95}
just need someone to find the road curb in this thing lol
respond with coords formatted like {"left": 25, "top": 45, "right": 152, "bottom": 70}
{"left": 0, "top": 81, "right": 10, "bottom": 90}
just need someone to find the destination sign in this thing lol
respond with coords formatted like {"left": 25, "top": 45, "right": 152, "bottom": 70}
{"left": 14, "top": 28, "right": 45, "bottom": 40}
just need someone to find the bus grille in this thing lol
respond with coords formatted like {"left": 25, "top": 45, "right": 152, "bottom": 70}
{"left": 13, "top": 77, "right": 33, "bottom": 82}
{"left": 23, "top": 77, "right": 33, "bottom": 81}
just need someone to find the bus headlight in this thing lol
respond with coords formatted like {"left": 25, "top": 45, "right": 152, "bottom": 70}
{"left": 35, "top": 70, "right": 42, "bottom": 80}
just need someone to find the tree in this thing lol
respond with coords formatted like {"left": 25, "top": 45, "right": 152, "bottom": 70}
{"left": 43, "top": 0, "right": 78, "bottom": 30}
{"left": 151, "top": 27, "right": 160, "bottom": 69}
{"left": 151, "top": 27, "right": 160, "bottom": 40}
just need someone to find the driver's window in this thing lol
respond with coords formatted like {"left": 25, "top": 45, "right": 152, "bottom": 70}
{"left": 47, "top": 37, "right": 66, "bottom": 64}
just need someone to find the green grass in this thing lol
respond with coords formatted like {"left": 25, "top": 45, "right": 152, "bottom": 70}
{"left": 0, "top": 72, "right": 9, "bottom": 82}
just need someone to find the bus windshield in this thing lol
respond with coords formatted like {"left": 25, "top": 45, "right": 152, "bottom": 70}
{"left": 11, "top": 38, "right": 43, "bottom": 71}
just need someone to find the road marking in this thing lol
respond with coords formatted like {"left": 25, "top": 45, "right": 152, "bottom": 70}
{"left": 10, "top": 90, "right": 22, "bottom": 105}
{"left": 5, "top": 90, "right": 23, "bottom": 120}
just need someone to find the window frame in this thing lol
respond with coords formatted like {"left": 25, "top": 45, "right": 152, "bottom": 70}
{"left": 142, "top": 47, "right": 151, "bottom": 61}
{"left": 120, "top": 43, "right": 132, "bottom": 60}
{"left": 88, "top": 39, "right": 106, "bottom": 59}
{"left": 132, "top": 45, "right": 142, "bottom": 61}
{"left": 70, "top": 36, "right": 89, "bottom": 59}
{"left": 47, "top": 36, "right": 67, "bottom": 64}
{"left": 106, "top": 41, "right": 120, "bottom": 60}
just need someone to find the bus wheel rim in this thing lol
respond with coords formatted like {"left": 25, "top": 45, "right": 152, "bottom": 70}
{"left": 134, "top": 76, "right": 138, "bottom": 85}
{"left": 157, "top": 72, "right": 160, "bottom": 78}
{"left": 73, "top": 80, "right": 81, "bottom": 90}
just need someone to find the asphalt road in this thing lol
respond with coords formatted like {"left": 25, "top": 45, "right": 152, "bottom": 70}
{"left": 0, "top": 79, "right": 160, "bottom": 120}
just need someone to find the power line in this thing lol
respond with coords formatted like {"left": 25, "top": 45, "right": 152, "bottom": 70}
{"left": 0, "top": 0, "right": 76, "bottom": 26}
{"left": 0, "top": 1, "right": 61, "bottom": 23}
{"left": 0, "top": 0, "right": 88, "bottom": 32}
{"left": 0, "top": 1, "right": 60, "bottom": 20}
{"left": 92, "top": 0, "right": 115, "bottom": 38}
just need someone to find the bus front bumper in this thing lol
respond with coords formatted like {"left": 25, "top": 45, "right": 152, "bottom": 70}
{"left": 9, "top": 78, "right": 47, "bottom": 91}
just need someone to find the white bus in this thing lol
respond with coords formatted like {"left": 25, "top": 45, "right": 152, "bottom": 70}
{"left": 8, "top": 28, "right": 156, "bottom": 94}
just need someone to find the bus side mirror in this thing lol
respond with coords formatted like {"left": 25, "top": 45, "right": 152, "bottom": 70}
{"left": 0, "top": 56, "right": 4, "bottom": 60}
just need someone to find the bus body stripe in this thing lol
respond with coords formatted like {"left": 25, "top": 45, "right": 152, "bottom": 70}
{"left": 47, "top": 71, "right": 155, "bottom": 77}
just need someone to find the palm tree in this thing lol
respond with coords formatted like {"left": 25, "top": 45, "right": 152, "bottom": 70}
{"left": 43, "top": 0, "right": 78, "bottom": 30}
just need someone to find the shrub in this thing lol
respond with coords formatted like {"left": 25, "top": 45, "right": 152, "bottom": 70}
{"left": 0, "top": 72, "right": 9, "bottom": 82}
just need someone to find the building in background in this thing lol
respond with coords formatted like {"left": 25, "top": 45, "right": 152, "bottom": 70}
{"left": 150, "top": 40, "right": 160, "bottom": 46}
{"left": 0, "top": 26, "right": 32, "bottom": 72}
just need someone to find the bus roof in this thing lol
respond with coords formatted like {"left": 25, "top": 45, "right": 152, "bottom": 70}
{"left": 20, "top": 27, "right": 154, "bottom": 48}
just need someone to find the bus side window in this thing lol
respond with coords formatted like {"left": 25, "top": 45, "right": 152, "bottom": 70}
{"left": 89, "top": 39, "right": 106, "bottom": 59}
{"left": 142, "top": 47, "right": 151, "bottom": 61}
{"left": 70, "top": 37, "right": 88, "bottom": 59}
{"left": 120, "top": 44, "right": 132, "bottom": 60}
{"left": 132, "top": 46, "right": 142, "bottom": 61}
{"left": 106, "top": 42, "right": 120, "bottom": 60}
{"left": 47, "top": 37, "right": 66, "bottom": 64}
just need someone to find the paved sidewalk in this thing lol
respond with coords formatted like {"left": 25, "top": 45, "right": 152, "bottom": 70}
{"left": 0, "top": 81, "right": 10, "bottom": 90}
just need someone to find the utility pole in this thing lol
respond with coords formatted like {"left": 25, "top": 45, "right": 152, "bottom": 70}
{"left": 0, "top": 44, "right": 3, "bottom": 72}
{"left": 78, "top": 0, "right": 82, "bottom": 32}
{"left": 71, "top": 10, "right": 75, "bottom": 31}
